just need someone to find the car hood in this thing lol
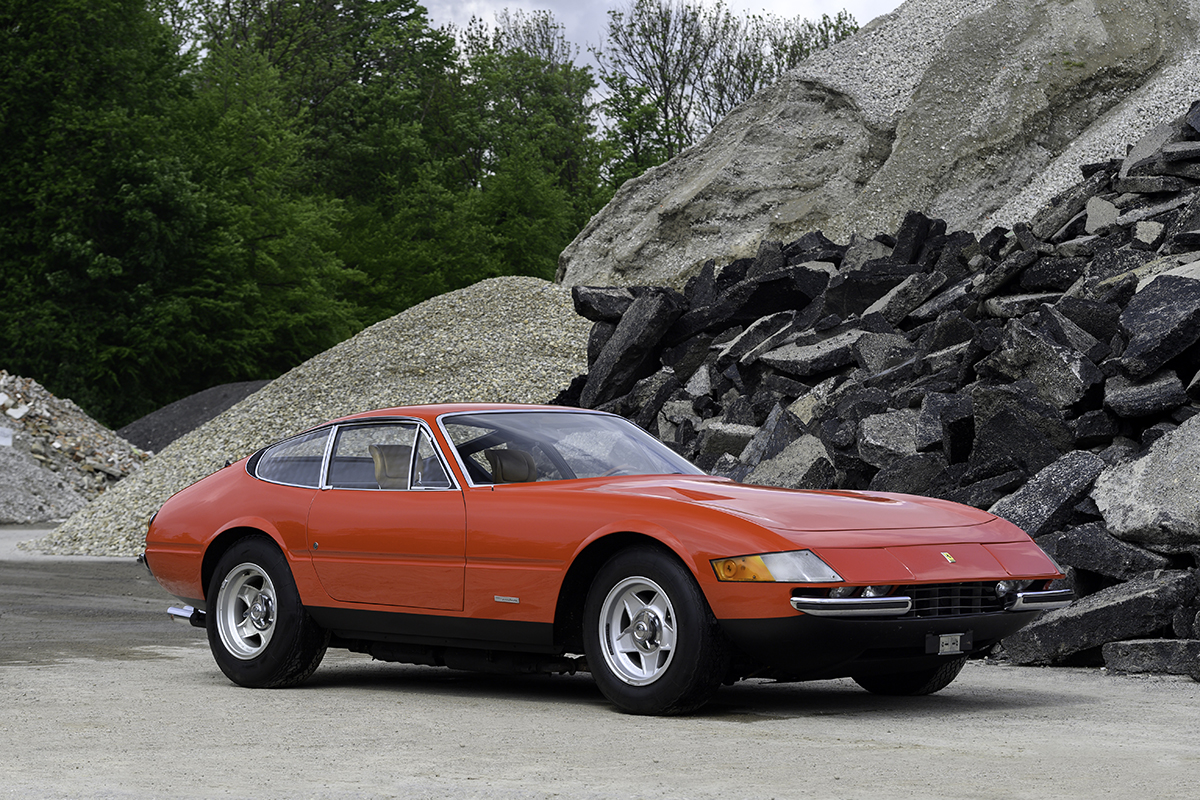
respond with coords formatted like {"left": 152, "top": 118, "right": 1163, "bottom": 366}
{"left": 588, "top": 476, "right": 1051, "bottom": 582}
{"left": 601, "top": 476, "right": 1003, "bottom": 540}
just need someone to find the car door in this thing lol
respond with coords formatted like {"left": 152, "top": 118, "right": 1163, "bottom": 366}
{"left": 306, "top": 421, "right": 466, "bottom": 611}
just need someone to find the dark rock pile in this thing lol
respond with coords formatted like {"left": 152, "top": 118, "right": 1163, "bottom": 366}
{"left": 556, "top": 102, "right": 1200, "bottom": 678}
{"left": 116, "top": 380, "right": 270, "bottom": 453}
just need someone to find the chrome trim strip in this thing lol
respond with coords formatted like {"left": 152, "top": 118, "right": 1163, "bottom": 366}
{"left": 321, "top": 419, "right": 461, "bottom": 492}
{"left": 790, "top": 596, "right": 913, "bottom": 617}
{"left": 1008, "top": 589, "right": 1075, "bottom": 611}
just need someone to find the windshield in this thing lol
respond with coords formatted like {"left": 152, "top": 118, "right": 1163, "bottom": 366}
{"left": 441, "top": 410, "right": 704, "bottom": 485}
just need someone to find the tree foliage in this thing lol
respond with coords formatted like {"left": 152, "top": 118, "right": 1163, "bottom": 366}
{"left": 0, "top": 0, "right": 856, "bottom": 427}
{"left": 594, "top": 0, "right": 858, "bottom": 178}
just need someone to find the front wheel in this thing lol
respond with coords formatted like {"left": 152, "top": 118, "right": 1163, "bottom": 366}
{"left": 583, "top": 546, "right": 729, "bottom": 715}
{"left": 206, "top": 536, "right": 329, "bottom": 688}
{"left": 852, "top": 656, "right": 968, "bottom": 696}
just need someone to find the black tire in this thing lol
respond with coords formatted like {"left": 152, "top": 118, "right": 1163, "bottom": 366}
{"left": 583, "top": 545, "right": 730, "bottom": 715}
{"left": 206, "top": 536, "right": 329, "bottom": 688}
{"left": 852, "top": 656, "right": 968, "bottom": 696}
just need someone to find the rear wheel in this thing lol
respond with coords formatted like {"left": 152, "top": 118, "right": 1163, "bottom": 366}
{"left": 206, "top": 536, "right": 329, "bottom": 688}
{"left": 852, "top": 656, "right": 968, "bottom": 696}
{"left": 583, "top": 546, "right": 729, "bottom": 715}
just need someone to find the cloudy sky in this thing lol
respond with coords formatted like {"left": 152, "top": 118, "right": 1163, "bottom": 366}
{"left": 420, "top": 1, "right": 906, "bottom": 56}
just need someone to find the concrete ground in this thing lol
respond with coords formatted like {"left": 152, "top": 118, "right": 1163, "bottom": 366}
{"left": 1, "top": 526, "right": 1197, "bottom": 799}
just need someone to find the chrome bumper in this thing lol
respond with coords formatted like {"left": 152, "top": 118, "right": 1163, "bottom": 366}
{"left": 790, "top": 588, "right": 1076, "bottom": 617}
{"left": 1008, "top": 588, "right": 1075, "bottom": 611}
{"left": 790, "top": 596, "right": 913, "bottom": 617}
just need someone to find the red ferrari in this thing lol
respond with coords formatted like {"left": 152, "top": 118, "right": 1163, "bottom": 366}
{"left": 141, "top": 404, "right": 1072, "bottom": 714}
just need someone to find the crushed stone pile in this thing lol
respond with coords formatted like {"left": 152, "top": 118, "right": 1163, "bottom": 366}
{"left": 30, "top": 276, "right": 590, "bottom": 556}
{"left": 0, "top": 371, "right": 150, "bottom": 524}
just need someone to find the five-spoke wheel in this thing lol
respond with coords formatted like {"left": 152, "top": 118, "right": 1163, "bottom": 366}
{"left": 597, "top": 576, "right": 679, "bottom": 686}
{"left": 214, "top": 562, "right": 278, "bottom": 660}
{"left": 206, "top": 536, "right": 329, "bottom": 688}
{"left": 583, "top": 546, "right": 729, "bottom": 715}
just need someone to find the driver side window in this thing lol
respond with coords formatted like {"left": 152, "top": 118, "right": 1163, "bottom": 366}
{"left": 328, "top": 424, "right": 417, "bottom": 490}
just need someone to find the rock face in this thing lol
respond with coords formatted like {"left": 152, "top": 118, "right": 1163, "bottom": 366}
{"left": 557, "top": 0, "right": 1200, "bottom": 289}
{"left": 558, "top": 104, "right": 1200, "bottom": 675}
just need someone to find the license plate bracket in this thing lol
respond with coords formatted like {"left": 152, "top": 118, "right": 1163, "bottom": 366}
{"left": 926, "top": 631, "right": 973, "bottom": 655}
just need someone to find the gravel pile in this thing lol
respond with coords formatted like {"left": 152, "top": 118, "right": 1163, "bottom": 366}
{"left": 0, "top": 371, "right": 150, "bottom": 524}
{"left": 117, "top": 380, "right": 270, "bottom": 453}
{"left": 794, "top": 0, "right": 993, "bottom": 128}
{"left": 993, "top": 51, "right": 1200, "bottom": 228}
{"left": 31, "top": 276, "right": 590, "bottom": 556}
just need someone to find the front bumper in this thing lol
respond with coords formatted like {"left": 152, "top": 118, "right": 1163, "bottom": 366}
{"left": 721, "top": 608, "right": 1044, "bottom": 681}
{"left": 789, "top": 587, "right": 1074, "bottom": 617}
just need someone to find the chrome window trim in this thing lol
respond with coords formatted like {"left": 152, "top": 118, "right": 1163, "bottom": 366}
{"left": 248, "top": 416, "right": 460, "bottom": 492}
{"left": 322, "top": 418, "right": 461, "bottom": 492}
{"left": 247, "top": 426, "right": 334, "bottom": 490}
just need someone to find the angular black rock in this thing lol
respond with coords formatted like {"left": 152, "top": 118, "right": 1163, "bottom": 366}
{"left": 1119, "top": 275, "right": 1200, "bottom": 380}
{"left": 1003, "top": 570, "right": 1198, "bottom": 665}
{"left": 581, "top": 288, "right": 687, "bottom": 408}
{"left": 1056, "top": 523, "right": 1173, "bottom": 580}
{"left": 572, "top": 286, "right": 636, "bottom": 322}
{"left": 989, "top": 451, "right": 1106, "bottom": 538}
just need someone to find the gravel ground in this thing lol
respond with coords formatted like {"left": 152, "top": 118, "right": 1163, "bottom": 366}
{"left": 28, "top": 276, "right": 590, "bottom": 557}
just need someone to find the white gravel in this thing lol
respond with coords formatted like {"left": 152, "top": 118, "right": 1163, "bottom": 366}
{"left": 0, "top": 370, "right": 150, "bottom": 524}
{"left": 794, "top": 0, "right": 994, "bottom": 129}
{"left": 991, "top": 50, "right": 1200, "bottom": 229}
{"left": 30, "top": 276, "right": 590, "bottom": 557}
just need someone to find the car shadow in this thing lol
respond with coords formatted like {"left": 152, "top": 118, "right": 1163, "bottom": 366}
{"left": 294, "top": 654, "right": 1081, "bottom": 719}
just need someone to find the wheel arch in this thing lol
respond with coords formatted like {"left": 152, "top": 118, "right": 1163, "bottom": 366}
{"left": 553, "top": 530, "right": 696, "bottom": 653}
{"left": 201, "top": 525, "right": 284, "bottom": 604}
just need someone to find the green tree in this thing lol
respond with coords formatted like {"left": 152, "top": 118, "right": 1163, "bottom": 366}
{"left": 174, "top": 41, "right": 360, "bottom": 379}
{"left": 456, "top": 11, "right": 605, "bottom": 230}
{"left": 0, "top": 0, "right": 202, "bottom": 423}
{"left": 0, "top": 0, "right": 360, "bottom": 426}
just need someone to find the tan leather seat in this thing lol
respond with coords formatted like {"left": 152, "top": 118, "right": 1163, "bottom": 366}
{"left": 368, "top": 443, "right": 413, "bottom": 489}
{"left": 484, "top": 448, "right": 537, "bottom": 483}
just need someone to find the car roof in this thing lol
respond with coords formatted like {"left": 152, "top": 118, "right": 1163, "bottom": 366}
{"left": 323, "top": 403, "right": 597, "bottom": 426}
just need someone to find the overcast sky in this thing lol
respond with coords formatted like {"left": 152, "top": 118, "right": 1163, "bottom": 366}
{"left": 420, "top": 1, "right": 906, "bottom": 57}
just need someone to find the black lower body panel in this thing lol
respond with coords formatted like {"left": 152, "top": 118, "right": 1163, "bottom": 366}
{"left": 720, "top": 610, "right": 1039, "bottom": 681}
{"left": 307, "top": 605, "right": 558, "bottom": 653}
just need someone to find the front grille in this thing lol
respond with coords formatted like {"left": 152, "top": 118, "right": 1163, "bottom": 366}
{"left": 901, "top": 582, "right": 1005, "bottom": 617}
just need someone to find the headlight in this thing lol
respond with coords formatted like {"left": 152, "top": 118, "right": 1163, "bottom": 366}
{"left": 712, "top": 550, "right": 843, "bottom": 583}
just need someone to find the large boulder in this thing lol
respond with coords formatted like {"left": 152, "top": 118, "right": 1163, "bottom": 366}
{"left": 1092, "top": 414, "right": 1200, "bottom": 548}
{"left": 1003, "top": 570, "right": 1197, "bottom": 665}
{"left": 557, "top": 0, "right": 1200, "bottom": 289}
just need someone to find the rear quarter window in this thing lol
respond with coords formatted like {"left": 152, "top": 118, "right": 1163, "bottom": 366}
{"left": 253, "top": 428, "right": 330, "bottom": 488}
